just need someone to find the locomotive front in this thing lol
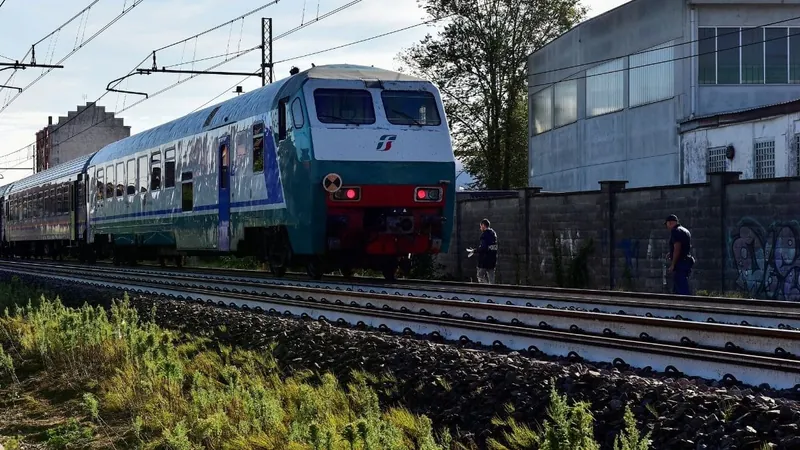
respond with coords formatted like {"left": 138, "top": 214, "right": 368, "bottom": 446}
{"left": 298, "top": 66, "right": 456, "bottom": 279}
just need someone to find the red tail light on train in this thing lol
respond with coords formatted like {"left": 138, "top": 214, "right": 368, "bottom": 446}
{"left": 331, "top": 186, "right": 361, "bottom": 202}
{"left": 414, "top": 187, "right": 442, "bottom": 202}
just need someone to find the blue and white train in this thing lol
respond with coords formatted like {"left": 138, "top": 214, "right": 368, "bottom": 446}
{"left": 0, "top": 64, "right": 457, "bottom": 280}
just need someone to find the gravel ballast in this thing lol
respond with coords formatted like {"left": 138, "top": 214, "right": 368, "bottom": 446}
{"left": 4, "top": 272, "right": 800, "bottom": 450}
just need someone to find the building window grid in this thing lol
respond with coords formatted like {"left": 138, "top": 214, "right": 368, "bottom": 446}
{"left": 707, "top": 146, "right": 728, "bottom": 174}
{"left": 754, "top": 139, "right": 776, "bottom": 179}
{"left": 699, "top": 26, "right": 800, "bottom": 84}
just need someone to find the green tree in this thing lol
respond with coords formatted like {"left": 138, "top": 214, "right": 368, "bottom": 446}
{"left": 398, "top": 0, "right": 586, "bottom": 189}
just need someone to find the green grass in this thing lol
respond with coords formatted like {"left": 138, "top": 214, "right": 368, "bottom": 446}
{"left": 0, "top": 280, "right": 653, "bottom": 449}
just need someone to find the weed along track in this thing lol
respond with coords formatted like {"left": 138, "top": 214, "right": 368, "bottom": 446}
{"left": 2, "top": 269, "right": 800, "bottom": 449}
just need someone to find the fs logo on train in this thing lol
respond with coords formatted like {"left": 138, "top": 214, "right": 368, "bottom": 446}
{"left": 376, "top": 135, "right": 397, "bottom": 152}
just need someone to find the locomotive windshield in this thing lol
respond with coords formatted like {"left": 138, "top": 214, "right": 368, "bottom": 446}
{"left": 381, "top": 90, "right": 441, "bottom": 126}
{"left": 314, "top": 89, "right": 376, "bottom": 125}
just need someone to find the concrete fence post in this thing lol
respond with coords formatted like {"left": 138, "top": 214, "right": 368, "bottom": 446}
{"left": 599, "top": 180, "right": 628, "bottom": 290}
{"left": 455, "top": 198, "right": 463, "bottom": 279}
{"left": 522, "top": 187, "right": 542, "bottom": 284}
{"left": 708, "top": 171, "right": 741, "bottom": 293}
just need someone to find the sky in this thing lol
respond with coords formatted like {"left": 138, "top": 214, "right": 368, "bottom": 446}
{"left": 0, "top": 0, "right": 629, "bottom": 186}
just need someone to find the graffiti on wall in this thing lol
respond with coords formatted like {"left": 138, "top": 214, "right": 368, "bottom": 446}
{"left": 729, "top": 219, "right": 800, "bottom": 301}
{"left": 617, "top": 238, "right": 640, "bottom": 277}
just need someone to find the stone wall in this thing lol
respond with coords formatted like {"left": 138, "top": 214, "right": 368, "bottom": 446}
{"left": 437, "top": 172, "right": 800, "bottom": 300}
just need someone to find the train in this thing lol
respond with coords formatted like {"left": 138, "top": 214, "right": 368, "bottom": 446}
{"left": 0, "top": 64, "right": 457, "bottom": 280}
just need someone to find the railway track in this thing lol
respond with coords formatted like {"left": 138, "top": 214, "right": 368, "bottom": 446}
{"left": 2, "top": 260, "right": 800, "bottom": 390}
{"left": 51, "top": 260, "right": 800, "bottom": 329}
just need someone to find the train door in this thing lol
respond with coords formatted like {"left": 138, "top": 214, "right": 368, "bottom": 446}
{"left": 218, "top": 136, "right": 231, "bottom": 252}
{"left": 70, "top": 183, "right": 77, "bottom": 241}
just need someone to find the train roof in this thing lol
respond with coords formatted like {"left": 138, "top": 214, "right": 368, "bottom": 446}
{"left": 0, "top": 183, "right": 12, "bottom": 197}
{"left": 302, "top": 64, "right": 425, "bottom": 82}
{"left": 8, "top": 153, "right": 95, "bottom": 194}
{"left": 88, "top": 64, "right": 428, "bottom": 167}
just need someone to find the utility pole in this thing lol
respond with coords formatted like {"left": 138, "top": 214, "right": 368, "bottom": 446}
{"left": 107, "top": 18, "right": 274, "bottom": 97}
{"left": 262, "top": 18, "right": 273, "bottom": 86}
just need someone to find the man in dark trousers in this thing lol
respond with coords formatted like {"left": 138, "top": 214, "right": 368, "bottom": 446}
{"left": 475, "top": 218, "right": 498, "bottom": 284}
{"left": 665, "top": 214, "right": 694, "bottom": 295}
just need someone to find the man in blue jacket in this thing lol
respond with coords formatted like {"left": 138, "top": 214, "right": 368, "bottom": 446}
{"left": 475, "top": 218, "right": 498, "bottom": 284}
{"left": 665, "top": 214, "right": 694, "bottom": 295}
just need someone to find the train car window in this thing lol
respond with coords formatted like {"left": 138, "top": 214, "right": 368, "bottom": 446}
{"left": 381, "top": 90, "right": 442, "bottom": 126}
{"left": 105, "top": 165, "right": 114, "bottom": 199}
{"left": 181, "top": 172, "right": 193, "bottom": 212}
{"left": 151, "top": 152, "right": 162, "bottom": 191}
{"left": 50, "top": 188, "right": 56, "bottom": 215}
{"left": 292, "top": 98, "right": 304, "bottom": 129}
{"left": 164, "top": 148, "right": 176, "bottom": 188}
{"left": 252, "top": 122, "right": 264, "bottom": 173}
{"left": 278, "top": 98, "right": 288, "bottom": 141}
{"left": 63, "top": 186, "right": 69, "bottom": 214}
{"left": 137, "top": 156, "right": 148, "bottom": 194}
{"left": 96, "top": 168, "right": 105, "bottom": 201}
{"left": 313, "top": 89, "right": 376, "bottom": 125}
{"left": 57, "top": 187, "right": 62, "bottom": 214}
{"left": 36, "top": 192, "right": 42, "bottom": 218}
{"left": 115, "top": 163, "right": 125, "bottom": 198}
{"left": 127, "top": 159, "right": 136, "bottom": 195}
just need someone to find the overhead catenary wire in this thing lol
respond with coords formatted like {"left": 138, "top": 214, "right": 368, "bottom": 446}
{"left": 193, "top": 13, "right": 455, "bottom": 113}
{"left": 0, "top": 0, "right": 289, "bottom": 164}
{"left": 152, "top": 0, "right": 281, "bottom": 54}
{"left": 273, "top": 14, "right": 455, "bottom": 65}
{"left": 0, "top": 0, "right": 360, "bottom": 170}
{"left": 0, "top": 0, "right": 101, "bottom": 93}
{"left": 0, "top": 0, "right": 148, "bottom": 114}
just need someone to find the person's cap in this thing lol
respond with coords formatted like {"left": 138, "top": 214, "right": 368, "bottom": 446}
{"left": 664, "top": 214, "right": 679, "bottom": 224}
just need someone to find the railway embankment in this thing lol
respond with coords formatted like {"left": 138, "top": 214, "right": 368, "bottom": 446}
{"left": 2, "top": 273, "right": 800, "bottom": 449}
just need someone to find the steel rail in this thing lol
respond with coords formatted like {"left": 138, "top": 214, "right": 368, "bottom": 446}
{"left": 19, "top": 262, "right": 800, "bottom": 357}
{"left": 16, "top": 260, "right": 800, "bottom": 330}
{"left": 72, "top": 259, "right": 800, "bottom": 317}
{"left": 2, "top": 263, "right": 800, "bottom": 390}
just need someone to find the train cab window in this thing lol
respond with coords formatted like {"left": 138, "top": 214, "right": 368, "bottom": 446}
{"left": 164, "top": 148, "right": 176, "bottom": 189}
{"left": 151, "top": 152, "right": 162, "bottom": 191}
{"left": 96, "top": 169, "right": 105, "bottom": 201}
{"left": 252, "top": 122, "right": 264, "bottom": 173}
{"left": 313, "top": 89, "right": 376, "bottom": 125}
{"left": 105, "top": 165, "right": 114, "bottom": 199}
{"left": 137, "top": 156, "right": 148, "bottom": 194}
{"left": 278, "top": 98, "right": 288, "bottom": 141}
{"left": 115, "top": 163, "right": 125, "bottom": 197}
{"left": 126, "top": 159, "right": 136, "bottom": 195}
{"left": 380, "top": 90, "right": 442, "bottom": 126}
{"left": 292, "top": 98, "right": 304, "bottom": 129}
{"left": 181, "top": 172, "right": 193, "bottom": 212}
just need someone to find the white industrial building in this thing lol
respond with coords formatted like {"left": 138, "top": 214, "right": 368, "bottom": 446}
{"left": 527, "top": 0, "right": 800, "bottom": 192}
{"left": 680, "top": 99, "right": 800, "bottom": 182}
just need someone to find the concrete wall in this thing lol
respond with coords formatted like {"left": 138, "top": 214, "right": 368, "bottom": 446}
{"left": 682, "top": 114, "right": 800, "bottom": 183}
{"left": 50, "top": 104, "right": 130, "bottom": 166}
{"left": 437, "top": 173, "right": 800, "bottom": 300}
